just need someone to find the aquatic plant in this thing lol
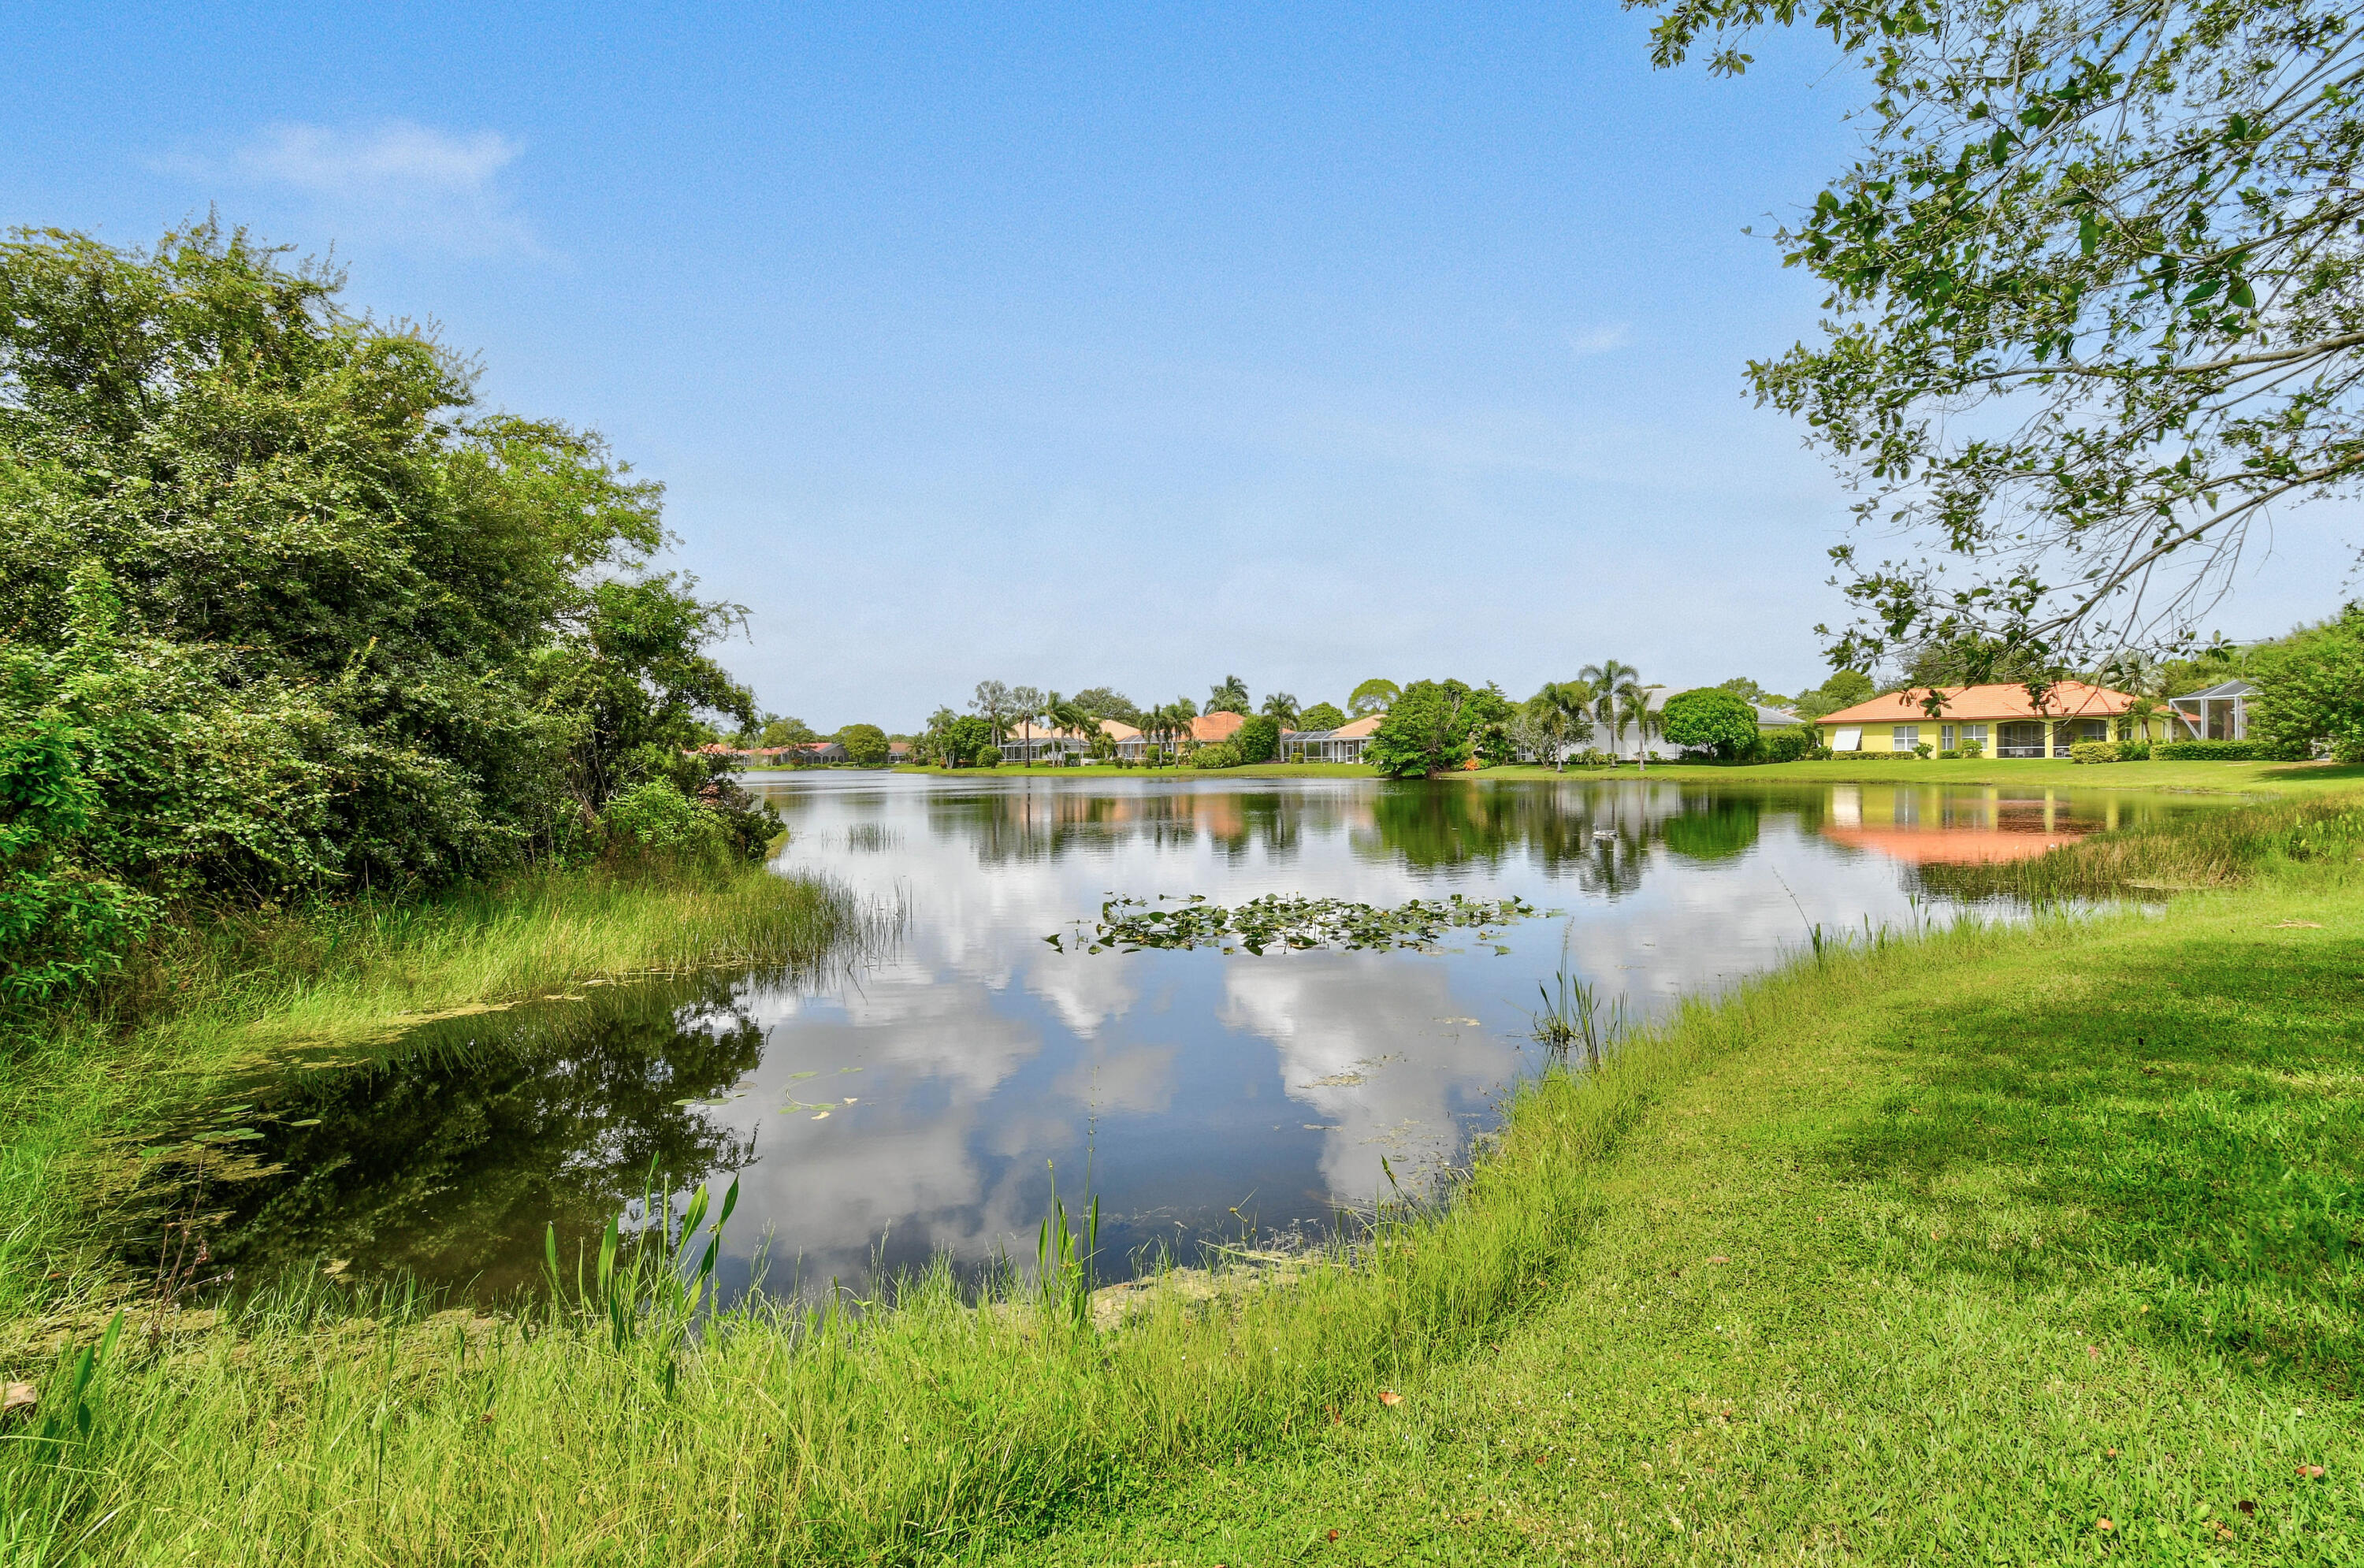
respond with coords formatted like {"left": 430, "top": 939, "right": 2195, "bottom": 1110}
{"left": 1053, "top": 891, "right": 1537, "bottom": 955}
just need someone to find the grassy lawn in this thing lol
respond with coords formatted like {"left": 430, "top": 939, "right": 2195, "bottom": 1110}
{"left": 4, "top": 801, "right": 2358, "bottom": 1563}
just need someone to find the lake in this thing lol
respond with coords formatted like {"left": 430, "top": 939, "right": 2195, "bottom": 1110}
{"left": 154, "top": 773, "right": 2223, "bottom": 1303}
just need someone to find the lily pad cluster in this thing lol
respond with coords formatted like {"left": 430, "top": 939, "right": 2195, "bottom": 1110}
{"left": 1050, "top": 892, "right": 1537, "bottom": 955}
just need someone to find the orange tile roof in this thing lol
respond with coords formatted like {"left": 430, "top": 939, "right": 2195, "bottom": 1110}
{"left": 1333, "top": 714, "right": 1383, "bottom": 738}
{"left": 1816, "top": 681, "right": 2139, "bottom": 725}
{"left": 1190, "top": 711, "right": 1246, "bottom": 742}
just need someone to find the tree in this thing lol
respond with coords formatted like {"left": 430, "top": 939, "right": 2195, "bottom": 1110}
{"left": 836, "top": 723, "right": 890, "bottom": 767}
{"left": 970, "top": 681, "right": 1020, "bottom": 745}
{"left": 0, "top": 221, "right": 772, "bottom": 985}
{"left": 1347, "top": 678, "right": 1400, "bottom": 717}
{"left": 1207, "top": 674, "right": 1251, "bottom": 715}
{"left": 1524, "top": 680, "right": 1596, "bottom": 769}
{"left": 931, "top": 715, "right": 1000, "bottom": 767}
{"left": 1660, "top": 687, "right": 1760, "bottom": 760}
{"left": 1643, "top": 0, "right": 2364, "bottom": 670}
{"left": 1234, "top": 713, "right": 1281, "bottom": 763}
{"left": 1366, "top": 679, "right": 1500, "bottom": 778}
{"left": 754, "top": 715, "right": 817, "bottom": 749}
{"left": 1716, "top": 677, "right": 1787, "bottom": 709}
{"left": 2250, "top": 604, "right": 2364, "bottom": 760}
{"left": 1071, "top": 686, "right": 1142, "bottom": 726}
{"left": 1298, "top": 701, "right": 1347, "bottom": 731}
{"left": 1617, "top": 684, "right": 1662, "bottom": 770}
{"left": 1579, "top": 660, "right": 1641, "bottom": 752}
{"left": 1790, "top": 670, "right": 1877, "bottom": 722}
{"left": 1260, "top": 691, "right": 1300, "bottom": 727}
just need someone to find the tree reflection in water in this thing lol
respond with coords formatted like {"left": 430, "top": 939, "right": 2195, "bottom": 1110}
{"left": 132, "top": 973, "right": 765, "bottom": 1301}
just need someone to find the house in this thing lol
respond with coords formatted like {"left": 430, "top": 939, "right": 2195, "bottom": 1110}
{"left": 1280, "top": 713, "right": 1384, "bottom": 763}
{"left": 1002, "top": 717, "right": 1142, "bottom": 765}
{"left": 1812, "top": 681, "right": 2167, "bottom": 757}
{"left": 2169, "top": 679, "right": 2254, "bottom": 741}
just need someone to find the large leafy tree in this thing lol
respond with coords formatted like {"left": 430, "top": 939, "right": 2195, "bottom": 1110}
{"left": 1366, "top": 679, "right": 1516, "bottom": 778}
{"left": 0, "top": 225, "right": 765, "bottom": 986}
{"left": 1661, "top": 686, "right": 1763, "bottom": 758}
{"left": 1641, "top": 0, "right": 2364, "bottom": 670}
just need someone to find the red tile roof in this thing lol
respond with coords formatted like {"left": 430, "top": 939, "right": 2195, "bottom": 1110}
{"left": 1816, "top": 681, "right": 2140, "bottom": 725}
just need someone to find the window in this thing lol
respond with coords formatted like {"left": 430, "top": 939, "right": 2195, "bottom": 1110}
{"left": 1831, "top": 726, "right": 1862, "bottom": 752}
{"left": 1939, "top": 723, "right": 1957, "bottom": 749}
{"left": 1964, "top": 723, "right": 1989, "bottom": 745}
{"left": 1892, "top": 725, "right": 1920, "bottom": 752}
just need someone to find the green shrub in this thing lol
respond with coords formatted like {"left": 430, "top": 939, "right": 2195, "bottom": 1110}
{"left": 2070, "top": 740, "right": 2122, "bottom": 764}
{"left": 2153, "top": 738, "right": 2309, "bottom": 761}
{"left": 2119, "top": 738, "right": 2153, "bottom": 760}
{"left": 1913, "top": 741, "right": 1933, "bottom": 759}
{"left": 1959, "top": 738, "right": 1985, "bottom": 758}
{"left": 1760, "top": 727, "right": 1817, "bottom": 764}
{"left": 1938, "top": 749, "right": 1961, "bottom": 760}
{"left": 600, "top": 781, "right": 721, "bottom": 859}
{"left": 1232, "top": 714, "right": 1280, "bottom": 764}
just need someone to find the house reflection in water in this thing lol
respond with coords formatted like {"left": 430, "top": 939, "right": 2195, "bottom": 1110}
{"left": 1820, "top": 785, "right": 2128, "bottom": 863}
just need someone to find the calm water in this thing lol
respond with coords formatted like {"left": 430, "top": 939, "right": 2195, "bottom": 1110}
{"left": 154, "top": 775, "right": 2222, "bottom": 1302}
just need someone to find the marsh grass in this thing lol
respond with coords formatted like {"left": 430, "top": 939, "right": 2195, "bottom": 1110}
{"left": 0, "top": 862, "right": 873, "bottom": 1327}
{"left": 1917, "top": 790, "right": 2364, "bottom": 902}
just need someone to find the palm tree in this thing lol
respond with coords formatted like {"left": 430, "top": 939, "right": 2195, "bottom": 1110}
{"left": 1260, "top": 691, "right": 1300, "bottom": 729}
{"left": 1042, "top": 691, "right": 1098, "bottom": 764}
{"left": 1617, "top": 683, "right": 1660, "bottom": 771}
{"left": 1578, "top": 660, "right": 1640, "bottom": 754}
{"left": 1208, "top": 674, "right": 1251, "bottom": 715}
{"left": 1526, "top": 679, "right": 1594, "bottom": 770}
{"left": 1143, "top": 699, "right": 1195, "bottom": 763}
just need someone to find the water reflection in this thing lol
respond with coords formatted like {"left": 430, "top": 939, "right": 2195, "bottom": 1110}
{"left": 168, "top": 775, "right": 2218, "bottom": 1302}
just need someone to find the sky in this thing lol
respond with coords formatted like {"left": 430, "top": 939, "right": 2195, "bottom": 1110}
{"left": 6, "top": 2, "right": 2356, "bottom": 730}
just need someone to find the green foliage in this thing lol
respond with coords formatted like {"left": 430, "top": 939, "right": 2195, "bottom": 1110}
{"left": 1364, "top": 680, "right": 1515, "bottom": 778}
{"left": 1347, "top": 678, "right": 1399, "bottom": 717}
{"left": 2154, "top": 738, "right": 2304, "bottom": 762}
{"left": 835, "top": 723, "right": 890, "bottom": 767}
{"left": 1206, "top": 674, "right": 1251, "bottom": 715}
{"left": 1071, "top": 687, "right": 1142, "bottom": 727}
{"left": 0, "top": 225, "right": 770, "bottom": 988}
{"left": 2250, "top": 604, "right": 2364, "bottom": 763}
{"left": 2069, "top": 741, "right": 2122, "bottom": 764}
{"left": 1232, "top": 714, "right": 1280, "bottom": 764}
{"left": 597, "top": 781, "right": 725, "bottom": 860}
{"left": 926, "top": 715, "right": 1002, "bottom": 767}
{"left": 1659, "top": 687, "right": 1760, "bottom": 760}
{"left": 1790, "top": 670, "right": 1875, "bottom": 721}
{"left": 1644, "top": 0, "right": 2364, "bottom": 666}
{"left": 1295, "top": 701, "right": 1347, "bottom": 732}
{"left": 1760, "top": 726, "right": 1818, "bottom": 764}
{"left": 753, "top": 715, "right": 816, "bottom": 749}
{"left": 1715, "top": 675, "right": 1787, "bottom": 708}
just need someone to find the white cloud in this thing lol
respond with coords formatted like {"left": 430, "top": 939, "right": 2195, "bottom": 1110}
{"left": 1568, "top": 323, "right": 1634, "bottom": 357}
{"left": 161, "top": 121, "right": 537, "bottom": 259}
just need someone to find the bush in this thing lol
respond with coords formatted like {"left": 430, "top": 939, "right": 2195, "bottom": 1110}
{"left": 1232, "top": 714, "right": 1280, "bottom": 764}
{"left": 2250, "top": 601, "right": 2364, "bottom": 760}
{"left": 1660, "top": 688, "right": 1762, "bottom": 760}
{"left": 1913, "top": 741, "right": 1933, "bottom": 759}
{"left": 600, "top": 781, "right": 721, "bottom": 859}
{"left": 1760, "top": 727, "right": 1819, "bottom": 764}
{"left": 1959, "top": 738, "right": 1985, "bottom": 757}
{"left": 2153, "top": 738, "right": 2310, "bottom": 761}
{"left": 1938, "top": 749, "right": 1961, "bottom": 760}
{"left": 1191, "top": 741, "right": 1242, "bottom": 768}
{"left": 2118, "top": 738, "right": 2152, "bottom": 760}
{"left": 2070, "top": 741, "right": 2122, "bottom": 764}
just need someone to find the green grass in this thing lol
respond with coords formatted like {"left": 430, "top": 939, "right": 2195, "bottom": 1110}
{"left": 0, "top": 860, "right": 865, "bottom": 1328}
{"left": 4, "top": 803, "right": 2360, "bottom": 1564}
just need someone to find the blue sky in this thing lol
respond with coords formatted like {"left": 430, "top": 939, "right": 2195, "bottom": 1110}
{"left": 7, "top": 2, "right": 2351, "bottom": 728}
